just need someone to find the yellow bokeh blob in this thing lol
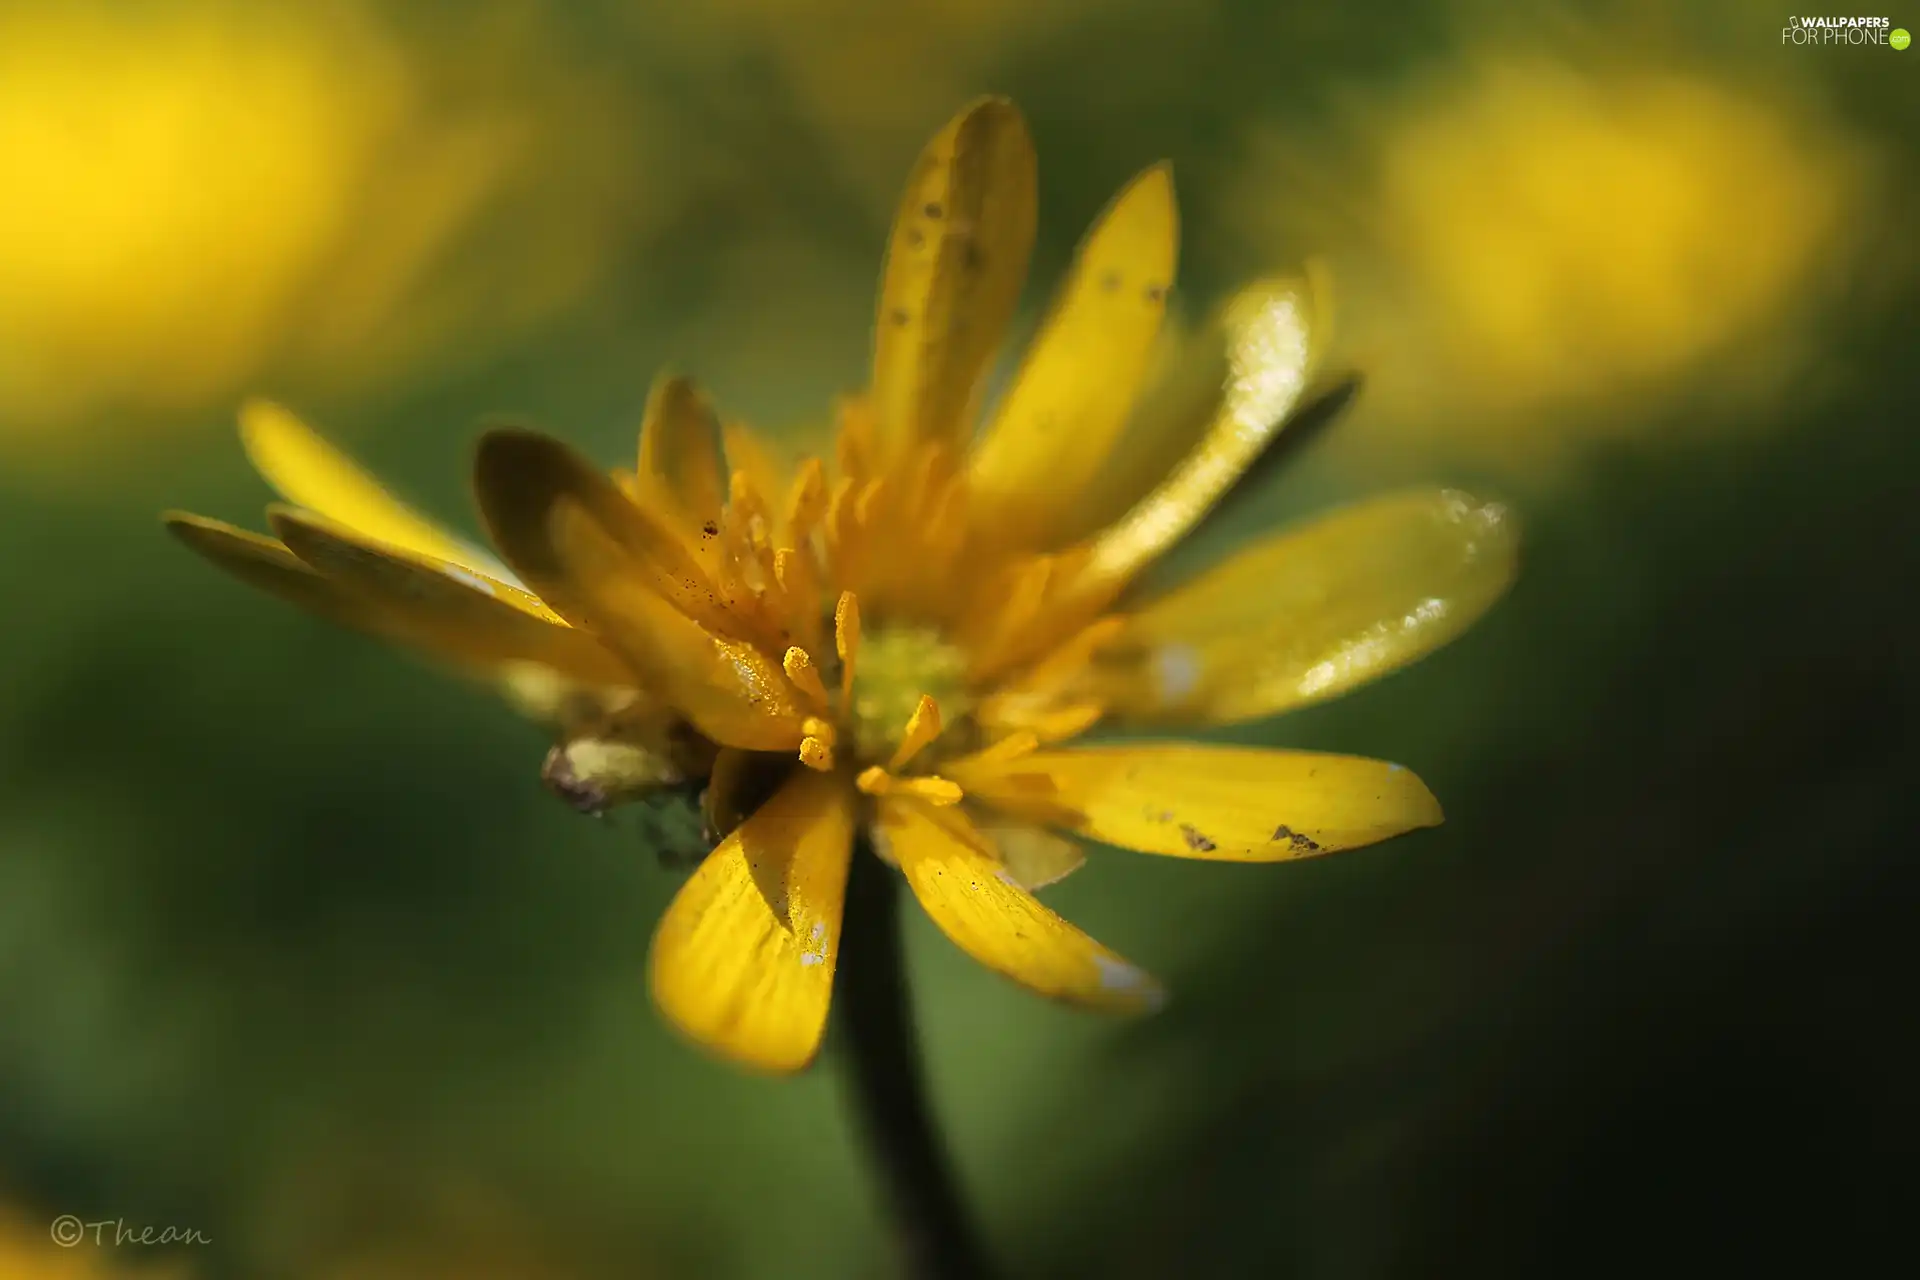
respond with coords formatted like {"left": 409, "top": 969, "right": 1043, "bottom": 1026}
{"left": 1229, "top": 53, "right": 1877, "bottom": 470}
{"left": 0, "top": 7, "right": 407, "bottom": 430}
{"left": 0, "top": 4, "right": 644, "bottom": 464}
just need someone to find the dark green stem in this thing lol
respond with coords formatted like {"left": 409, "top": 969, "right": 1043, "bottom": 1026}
{"left": 835, "top": 839, "right": 995, "bottom": 1280}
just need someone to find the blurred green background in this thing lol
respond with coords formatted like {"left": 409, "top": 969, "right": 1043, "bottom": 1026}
{"left": 2, "top": 1, "right": 1914, "bottom": 1276}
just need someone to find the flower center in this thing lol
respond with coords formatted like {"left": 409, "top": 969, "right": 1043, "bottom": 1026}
{"left": 844, "top": 622, "right": 972, "bottom": 767}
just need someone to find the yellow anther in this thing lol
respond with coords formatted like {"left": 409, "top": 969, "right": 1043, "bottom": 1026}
{"left": 783, "top": 646, "right": 829, "bottom": 708}
{"left": 967, "top": 729, "right": 1040, "bottom": 767}
{"left": 895, "top": 776, "right": 963, "bottom": 806}
{"left": 887, "top": 694, "right": 943, "bottom": 772}
{"left": 774, "top": 547, "right": 820, "bottom": 626}
{"left": 801, "top": 716, "right": 837, "bottom": 747}
{"left": 798, "top": 737, "right": 836, "bottom": 771}
{"left": 835, "top": 591, "right": 862, "bottom": 703}
{"left": 853, "top": 767, "right": 963, "bottom": 807}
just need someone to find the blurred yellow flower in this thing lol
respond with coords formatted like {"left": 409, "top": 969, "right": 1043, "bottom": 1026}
{"left": 0, "top": 3, "right": 639, "bottom": 460}
{"left": 1230, "top": 53, "right": 1871, "bottom": 469}
{"left": 168, "top": 99, "right": 1518, "bottom": 1074}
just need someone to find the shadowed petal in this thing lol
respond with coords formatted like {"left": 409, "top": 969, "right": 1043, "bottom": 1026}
{"left": 870, "top": 97, "right": 1037, "bottom": 468}
{"left": 649, "top": 768, "right": 854, "bottom": 1073}
{"left": 475, "top": 429, "right": 806, "bottom": 751}
{"left": 267, "top": 506, "right": 631, "bottom": 687}
{"left": 239, "top": 400, "right": 515, "bottom": 584}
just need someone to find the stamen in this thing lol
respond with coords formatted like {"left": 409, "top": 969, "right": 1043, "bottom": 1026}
{"left": 786, "top": 458, "right": 828, "bottom": 540}
{"left": 854, "top": 477, "right": 885, "bottom": 528}
{"left": 783, "top": 646, "right": 830, "bottom": 708}
{"left": 966, "top": 729, "right": 1040, "bottom": 767}
{"left": 887, "top": 694, "right": 943, "bottom": 772}
{"left": 801, "top": 716, "right": 837, "bottom": 747}
{"left": 835, "top": 591, "right": 862, "bottom": 704}
{"left": 855, "top": 767, "right": 963, "bottom": 806}
{"left": 1027, "top": 701, "right": 1105, "bottom": 743}
{"left": 798, "top": 736, "right": 836, "bottom": 771}
{"left": 897, "top": 776, "right": 963, "bottom": 805}
{"left": 773, "top": 547, "right": 821, "bottom": 649}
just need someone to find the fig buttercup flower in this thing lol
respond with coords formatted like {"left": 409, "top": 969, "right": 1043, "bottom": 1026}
{"left": 167, "top": 98, "right": 1518, "bottom": 1073}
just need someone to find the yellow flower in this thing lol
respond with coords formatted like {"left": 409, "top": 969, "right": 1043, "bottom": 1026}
{"left": 167, "top": 98, "right": 1518, "bottom": 1074}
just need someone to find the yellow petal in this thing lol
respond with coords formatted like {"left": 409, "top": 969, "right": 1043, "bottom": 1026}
{"left": 266, "top": 507, "right": 633, "bottom": 688}
{"left": 1079, "top": 271, "right": 1329, "bottom": 592}
{"left": 870, "top": 97, "right": 1037, "bottom": 468}
{"left": 877, "top": 798, "right": 1163, "bottom": 1013}
{"left": 636, "top": 373, "right": 727, "bottom": 531}
{"left": 967, "top": 164, "right": 1177, "bottom": 548}
{"left": 475, "top": 429, "right": 806, "bottom": 751}
{"left": 952, "top": 744, "right": 1443, "bottom": 861}
{"left": 649, "top": 768, "right": 854, "bottom": 1073}
{"left": 238, "top": 400, "right": 514, "bottom": 584}
{"left": 164, "top": 511, "right": 366, "bottom": 627}
{"left": 1098, "top": 489, "right": 1518, "bottom": 725}
{"left": 977, "top": 819, "right": 1087, "bottom": 890}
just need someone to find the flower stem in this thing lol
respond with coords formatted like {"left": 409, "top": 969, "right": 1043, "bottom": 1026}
{"left": 835, "top": 838, "right": 995, "bottom": 1280}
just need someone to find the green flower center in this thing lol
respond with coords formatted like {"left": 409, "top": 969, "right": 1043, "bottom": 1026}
{"left": 845, "top": 623, "right": 972, "bottom": 766}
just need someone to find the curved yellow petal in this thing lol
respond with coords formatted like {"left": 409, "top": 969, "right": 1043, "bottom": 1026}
{"left": 878, "top": 798, "right": 1163, "bottom": 1012}
{"left": 966, "top": 164, "right": 1178, "bottom": 549}
{"left": 474, "top": 429, "right": 806, "bottom": 751}
{"left": 951, "top": 744, "right": 1442, "bottom": 861}
{"left": 870, "top": 97, "right": 1037, "bottom": 468}
{"left": 266, "top": 507, "right": 634, "bottom": 689}
{"left": 239, "top": 400, "right": 514, "bottom": 584}
{"left": 649, "top": 767, "right": 854, "bottom": 1073}
{"left": 1097, "top": 489, "right": 1518, "bottom": 725}
{"left": 1078, "top": 271, "right": 1330, "bottom": 592}
{"left": 165, "top": 511, "right": 366, "bottom": 626}
{"left": 636, "top": 373, "right": 727, "bottom": 531}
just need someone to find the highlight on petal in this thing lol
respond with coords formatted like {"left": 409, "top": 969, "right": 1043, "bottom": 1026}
{"left": 265, "top": 506, "right": 632, "bottom": 688}
{"left": 878, "top": 798, "right": 1164, "bottom": 1013}
{"left": 967, "top": 163, "right": 1178, "bottom": 549}
{"left": 870, "top": 96, "right": 1038, "bottom": 467}
{"left": 949, "top": 744, "right": 1443, "bottom": 861}
{"left": 649, "top": 768, "right": 854, "bottom": 1074}
{"left": 475, "top": 428, "right": 806, "bottom": 751}
{"left": 1097, "top": 489, "right": 1519, "bottom": 725}
{"left": 239, "top": 400, "right": 515, "bottom": 584}
{"left": 1079, "top": 271, "right": 1330, "bottom": 592}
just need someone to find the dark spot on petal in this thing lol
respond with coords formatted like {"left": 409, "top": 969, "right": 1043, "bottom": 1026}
{"left": 890, "top": 307, "right": 911, "bottom": 326}
{"left": 1271, "top": 824, "right": 1322, "bottom": 853}
{"left": 924, "top": 201, "right": 943, "bottom": 218}
{"left": 702, "top": 520, "right": 720, "bottom": 537}
{"left": 1144, "top": 284, "right": 1167, "bottom": 303}
{"left": 906, "top": 228, "right": 925, "bottom": 248}
{"left": 1100, "top": 269, "right": 1123, "bottom": 292}
{"left": 961, "top": 239, "right": 984, "bottom": 272}
{"left": 1179, "top": 823, "right": 1217, "bottom": 853}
